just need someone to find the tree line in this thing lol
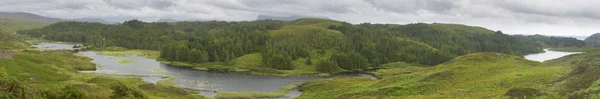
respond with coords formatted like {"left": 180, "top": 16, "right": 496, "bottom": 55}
{"left": 18, "top": 18, "right": 586, "bottom": 72}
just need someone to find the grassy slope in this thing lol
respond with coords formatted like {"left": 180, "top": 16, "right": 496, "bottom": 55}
{"left": 297, "top": 52, "right": 570, "bottom": 99}
{"left": 543, "top": 50, "right": 600, "bottom": 98}
{"left": 0, "top": 28, "right": 29, "bottom": 50}
{"left": 0, "top": 50, "right": 205, "bottom": 99}
{"left": 0, "top": 19, "right": 51, "bottom": 33}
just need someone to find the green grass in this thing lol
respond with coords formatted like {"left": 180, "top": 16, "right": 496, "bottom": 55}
{"left": 118, "top": 59, "right": 134, "bottom": 64}
{"left": 150, "top": 68, "right": 167, "bottom": 72}
{"left": 297, "top": 52, "right": 571, "bottom": 98}
{"left": 97, "top": 50, "right": 161, "bottom": 59}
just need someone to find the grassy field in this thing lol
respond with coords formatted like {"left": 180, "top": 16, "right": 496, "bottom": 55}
{"left": 297, "top": 52, "right": 572, "bottom": 98}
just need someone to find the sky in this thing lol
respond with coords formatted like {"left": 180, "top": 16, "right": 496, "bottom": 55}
{"left": 0, "top": 0, "right": 599, "bottom": 36}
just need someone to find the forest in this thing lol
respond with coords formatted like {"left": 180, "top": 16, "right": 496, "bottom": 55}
{"left": 18, "top": 18, "right": 585, "bottom": 73}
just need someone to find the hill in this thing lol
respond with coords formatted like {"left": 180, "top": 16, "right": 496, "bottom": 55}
{"left": 298, "top": 52, "right": 568, "bottom": 98}
{"left": 17, "top": 18, "right": 585, "bottom": 76}
{"left": 0, "top": 27, "right": 28, "bottom": 50}
{"left": 0, "top": 12, "right": 64, "bottom": 33}
{"left": 584, "top": 33, "right": 600, "bottom": 47}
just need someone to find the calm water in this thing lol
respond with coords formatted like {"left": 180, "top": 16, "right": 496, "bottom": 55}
{"left": 37, "top": 43, "right": 375, "bottom": 98}
{"left": 524, "top": 49, "right": 582, "bottom": 62}
{"left": 36, "top": 42, "right": 79, "bottom": 50}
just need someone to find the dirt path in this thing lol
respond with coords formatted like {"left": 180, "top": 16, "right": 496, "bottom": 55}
{"left": 0, "top": 50, "right": 21, "bottom": 58}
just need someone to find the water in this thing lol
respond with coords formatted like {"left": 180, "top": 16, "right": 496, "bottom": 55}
{"left": 524, "top": 49, "right": 582, "bottom": 62}
{"left": 36, "top": 42, "right": 79, "bottom": 50}
{"left": 36, "top": 42, "right": 377, "bottom": 98}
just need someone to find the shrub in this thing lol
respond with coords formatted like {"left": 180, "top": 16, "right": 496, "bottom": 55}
{"left": 316, "top": 60, "right": 341, "bottom": 73}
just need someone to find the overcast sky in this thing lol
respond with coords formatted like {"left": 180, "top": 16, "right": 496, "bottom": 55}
{"left": 1, "top": 0, "right": 598, "bottom": 36}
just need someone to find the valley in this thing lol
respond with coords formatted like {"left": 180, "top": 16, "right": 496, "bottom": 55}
{"left": 1, "top": 17, "right": 599, "bottom": 99}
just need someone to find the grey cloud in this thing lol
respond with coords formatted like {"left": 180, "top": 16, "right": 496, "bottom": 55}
{"left": 102, "top": 0, "right": 175, "bottom": 10}
{"left": 2, "top": 0, "right": 600, "bottom": 36}
{"left": 482, "top": 0, "right": 600, "bottom": 20}
{"left": 363, "top": 0, "right": 457, "bottom": 14}
{"left": 317, "top": 4, "right": 353, "bottom": 14}
{"left": 148, "top": 0, "right": 176, "bottom": 10}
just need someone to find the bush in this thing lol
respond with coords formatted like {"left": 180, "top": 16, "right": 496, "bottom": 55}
{"left": 0, "top": 77, "right": 24, "bottom": 98}
{"left": 316, "top": 60, "right": 341, "bottom": 73}
{"left": 110, "top": 81, "right": 148, "bottom": 99}
{"left": 504, "top": 88, "right": 542, "bottom": 99}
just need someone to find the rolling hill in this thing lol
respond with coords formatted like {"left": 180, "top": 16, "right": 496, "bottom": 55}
{"left": 0, "top": 12, "right": 64, "bottom": 33}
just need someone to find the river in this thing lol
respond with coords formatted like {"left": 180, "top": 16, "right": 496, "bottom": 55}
{"left": 524, "top": 49, "right": 582, "bottom": 62}
{"left": 36, "top": 42, "right": 375, "bottom": 98}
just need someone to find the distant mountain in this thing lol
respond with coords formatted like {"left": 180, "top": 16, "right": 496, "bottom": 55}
{"left": 75, "top": 18, "right": 119, "bottom": 24}
{"left": 156, "top": 18, "right": 178, "bottom": 22}
{"left": 584, "top": 33, "right": 600, "bottom": 47}
{"left": 0, "top": 12, "right": 64, "bottom": 32}
{"left": 256, "top": 15, "right": 328, "bottom": 21}
{"left": 0, "top": 12, "right": 63, "bottom": 23}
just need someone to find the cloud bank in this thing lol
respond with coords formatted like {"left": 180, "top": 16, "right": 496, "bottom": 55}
{"left": 0, "top": 0, "right": 598, "bottom": 36}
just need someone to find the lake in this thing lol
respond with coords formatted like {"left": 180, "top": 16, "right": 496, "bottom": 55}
{"left": 524, "top": 49, "right": 582, "bottom": 62}
{"left": 36, "top": 43, "right": 375, "bottom": 98}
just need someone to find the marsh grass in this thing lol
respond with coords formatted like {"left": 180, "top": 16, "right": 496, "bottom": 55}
{"left": 118, "top": 59, "right": 133, "bottom": 64}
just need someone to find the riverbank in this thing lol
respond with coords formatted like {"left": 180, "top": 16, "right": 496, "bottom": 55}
{"left": 0, "top": 50, "right": 206, "bottom": 98}
{"left": 549, "top": 47, "right": 599, "bottom": 52}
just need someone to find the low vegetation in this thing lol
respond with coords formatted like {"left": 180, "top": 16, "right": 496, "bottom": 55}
{"left": 0, "top": 27, "right": 28, "bottom": 50}
{"left": 297, "top": 52, "right": 570, "bottom": 98}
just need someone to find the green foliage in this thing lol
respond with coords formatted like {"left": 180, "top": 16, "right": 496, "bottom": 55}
{"left": 330, "top": 51, "right": 369, "bottom": 70}
{"left": 110, "top": 81, "right": 148, "bottom": 99}
{"left": 0, "top": 77, "right": 24, "bottom": 98}
{"left": 0, "top": 67, "right": 7, "bottom": 78}
{"left": 316, "top": 60, "right": 340, "bottom": 73}
{"left": 305, "top": 57, "right": 312, "bottom": 65}
{"left": 504, "top": 88, "right": 543, "bottom": 99}
{"left": 51, "top": 85, "right": 87, "bottom": 99}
